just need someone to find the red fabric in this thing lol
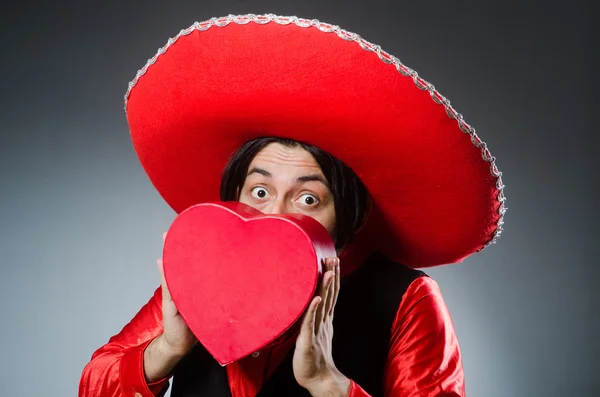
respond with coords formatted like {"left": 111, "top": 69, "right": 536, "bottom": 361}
{"left": 79, "top": 277, "right": 464, "bottom": 397}
{"left": 79, "top": 287, "right": 169, "bottom": 397}
{"left": 126, "top": 18, "right": 504, "bottom": 269}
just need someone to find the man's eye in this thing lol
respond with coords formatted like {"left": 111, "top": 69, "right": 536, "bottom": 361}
{"left": 251, "top": 187, "right": 269, "bottom": 199}
{"left": 298, "top": 194, "right": 319, "bottom": 206}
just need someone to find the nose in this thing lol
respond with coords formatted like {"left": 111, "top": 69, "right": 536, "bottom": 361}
{"left": 264, "top": 198, "right": 292, "bottom": 215}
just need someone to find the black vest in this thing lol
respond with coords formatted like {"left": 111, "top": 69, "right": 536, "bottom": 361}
{"left": 170, "top": 253, "right": 426, "bottom": 397}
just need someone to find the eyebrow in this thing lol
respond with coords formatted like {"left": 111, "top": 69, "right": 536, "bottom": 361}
{"left": 247, "top": 167, "right": 272, "bottom": 178}
{"left": 247, "top": 167, "right": 329, "bottom": 187}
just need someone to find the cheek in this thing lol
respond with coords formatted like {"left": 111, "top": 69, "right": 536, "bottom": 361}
{"left": 238, "top": 193, "right": 250, "bottom": 205}
{"left": 238, "top": 195, "right": 265, "bottom": 212}
{"left": 237, "top": 192, "right": 257, "bottom": 208}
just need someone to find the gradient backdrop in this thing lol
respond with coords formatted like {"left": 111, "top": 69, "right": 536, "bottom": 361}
{"left": 1, "top": 1, "right": 596, "bottom": 396}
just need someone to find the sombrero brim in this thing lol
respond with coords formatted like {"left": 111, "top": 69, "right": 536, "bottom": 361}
{"left": 125, "top": 14, "right": 506, "bottom": 268}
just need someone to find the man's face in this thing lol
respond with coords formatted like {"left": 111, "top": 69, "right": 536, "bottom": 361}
{"left": 238, "top": 142, "right": 337, "bottom": 241}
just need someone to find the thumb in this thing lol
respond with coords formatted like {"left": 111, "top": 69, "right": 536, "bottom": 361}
{"left": 299, "top": 296, "right": 321, "bottom": 343}
{"left": 157, "top": 258, "right": 173, "bottom": 304}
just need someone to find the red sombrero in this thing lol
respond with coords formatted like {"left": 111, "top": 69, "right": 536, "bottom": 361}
{"left": 125, "top": 14, "right": 506, "bottom": 268}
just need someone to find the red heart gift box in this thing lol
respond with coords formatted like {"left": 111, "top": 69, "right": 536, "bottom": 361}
{"left": 162, "top": 202, "right": 336, "bottom": 365}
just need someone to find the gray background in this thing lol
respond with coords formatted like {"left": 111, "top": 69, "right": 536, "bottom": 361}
{"left": 1, "top": 0, "right": 596, "bottom": 396}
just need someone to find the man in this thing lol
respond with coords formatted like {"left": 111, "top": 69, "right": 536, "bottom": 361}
{"left": 79, "top": 14, "right": 505, "bottom": 397}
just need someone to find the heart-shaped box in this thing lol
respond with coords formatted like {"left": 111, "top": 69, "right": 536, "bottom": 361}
{"left": 163, "top": 202, "right": 336, "bottom": 365}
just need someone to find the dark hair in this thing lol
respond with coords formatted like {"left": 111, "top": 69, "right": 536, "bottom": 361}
{"left": 220, "top": 137, "right": 369, "bottom": 250}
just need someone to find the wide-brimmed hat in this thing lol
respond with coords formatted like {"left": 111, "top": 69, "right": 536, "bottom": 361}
{"left": 125, "top": 14, "right": 506, "bottom": 268}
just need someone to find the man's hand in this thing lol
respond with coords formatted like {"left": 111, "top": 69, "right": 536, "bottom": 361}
{"left": 143, "top": 232, "right": 197, "bottom": 383}
{"left": 293, "top": 257, "right": 351, "bottom": 397}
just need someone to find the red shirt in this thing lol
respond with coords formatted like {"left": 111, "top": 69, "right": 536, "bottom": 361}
{"left": 79, "top": 276, "right": 464, "bottom": 397}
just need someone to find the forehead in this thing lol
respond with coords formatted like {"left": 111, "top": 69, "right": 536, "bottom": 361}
{"left": 249, "top": 142, "right": 323, "bottom": 173}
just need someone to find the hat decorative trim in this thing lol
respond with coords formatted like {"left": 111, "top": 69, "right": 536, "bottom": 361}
{"left": 124, "top": 13, "right": 507, "bottom": 258}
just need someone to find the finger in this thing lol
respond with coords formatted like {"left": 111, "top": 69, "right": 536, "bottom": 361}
{"left": 314, "top": 272, "right": 329, "bottom": 334}
{"left": 162, "top": 232, "right": 167, "bottom": 244}
{"left": 330, "top": 258, "right": 341, "bottom": 316}
{"left": 322, "top": 258, "right": 336, "bottom": 319}
{"left": 317, "top": 273, "right": 334, "bottom": 333}
{"left": 317, "top": 258, "right": 332, "bottom": 318}
{"left": 316, "top": 257, "right": 335, "bottom": 330}
{"left": 325, "top": 259, "right": 337, "bottom": 317}
{"left": 157, "top": 258, "right": 172, "bottom": 303}
{"left": 300, "top": 296, "right": 321, "bottom": 341}
{"left": 313, "top": 258, "right": 329, "bottom": 312}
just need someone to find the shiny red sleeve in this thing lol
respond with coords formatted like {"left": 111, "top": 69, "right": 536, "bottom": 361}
{"left": 348, "top": 276, "right": 465, "bottom": 397}
{"left": 79, "top": 287, "right": 171, "bottom": 397}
